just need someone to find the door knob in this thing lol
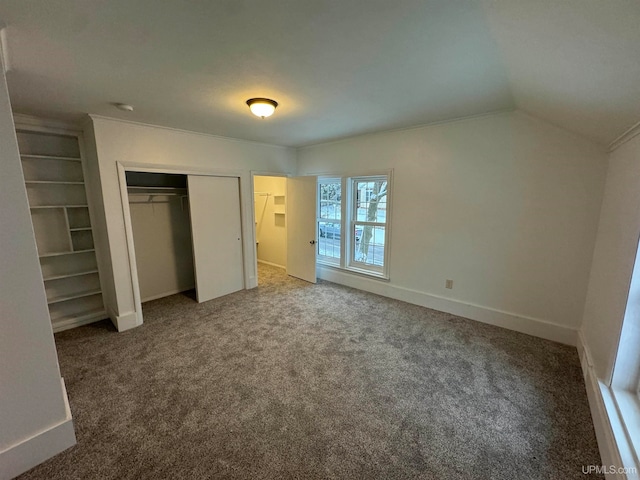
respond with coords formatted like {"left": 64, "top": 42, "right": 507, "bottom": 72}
{"left": 310, "top": 240, "right": 316, "bottom": 245}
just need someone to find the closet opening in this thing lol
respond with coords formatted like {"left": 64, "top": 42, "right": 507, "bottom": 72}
{"left": 253, "top": 174, "right": 288, "bottom": 285}
{"left": 126, "top": 171, "right": 196, "bottom": 303}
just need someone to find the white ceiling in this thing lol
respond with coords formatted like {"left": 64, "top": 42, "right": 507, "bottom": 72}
{"left": 0, "top": 0, "right": 638, "bottom": 147}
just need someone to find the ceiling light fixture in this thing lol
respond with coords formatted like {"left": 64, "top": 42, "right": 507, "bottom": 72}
{"left": 115, "top": 103, "right": 134, "bottom": 112}
{"left": 246, "top": 98, "right": 278, "bottom": 118}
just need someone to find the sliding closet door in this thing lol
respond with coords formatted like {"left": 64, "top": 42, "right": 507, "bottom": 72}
{"left": 188, "top": 175, "right": 244, "bottom": 303}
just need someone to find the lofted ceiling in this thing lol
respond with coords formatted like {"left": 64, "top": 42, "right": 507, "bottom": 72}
{"left": 0, "top": 0, "right": 638, "bottom": 147}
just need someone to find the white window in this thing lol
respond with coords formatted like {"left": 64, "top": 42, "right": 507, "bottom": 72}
{"left": 317, "top": 178, "right": 342, "bottom": 264}
{"left": 317, "top": 173, "right": 391, "bottom": 279}
{"left": 604, "top": 239, "right": 640, "bottom": 475}
{"left": 350, "top": 176, "right": 388, "bottom": 275}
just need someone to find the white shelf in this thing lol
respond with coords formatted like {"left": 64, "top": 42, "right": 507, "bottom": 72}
{"left": 19, "top": 128, "right": 105, "bottom": 332}
{"left": 25, "top": 180, "right": 85, "bottom": 185}
{"left": 30, "top": 204, "right": 89, "bottom": 209}
{"left": 21, "top": 154, "right": 82, "bottom": 162}
{"left": 39, "top": 248, "right": 95, "bottom": 258}
{"left": 52, "top": 309, "right": 107, "bottom": 333}
{"left": 43, "top": 269, "right": 99, "bottom": 282}
{"left": 48, "top": 289, "right": 102, "bottom": 305}
{"left": 273, "top": 195, "right": 285, "bottom": 214}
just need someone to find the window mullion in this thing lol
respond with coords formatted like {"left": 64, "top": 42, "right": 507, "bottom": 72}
{"left": 354, "top": 221, "right": 384, "bottom": 227}
{"left": 349, "top": 177, "right": 358, "bottom": 267}
{"left": 340, "top": 177, "right": 348, "bottom": 268}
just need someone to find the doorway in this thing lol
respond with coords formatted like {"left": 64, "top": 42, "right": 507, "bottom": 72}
{"left": 126, "top": 171, "right": 195, "bottom": 302}
{"left": 121, "top": 168, "right": 245, "bottom": 327}
{"left": 253, "top": 173, "right": 318, "bottom": 285}
{"left": 254, "top": 175, "right": 287, "bottom": 284}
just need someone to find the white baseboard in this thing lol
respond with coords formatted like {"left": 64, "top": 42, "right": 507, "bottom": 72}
{"left": 141, "top": 286, "right": 195, "bottom": 303}
{"left": 113, "top": 310, "right": 141, "bottom": 332}
{"left": 577, "top": 331, "right": 637, "bottom": 480}
{"left": 257, "top": 259, "right": 286, "bottom": 270}
{"left": 318, "top": 265, "right": 577, "bottom": 345}
{"left": 0, "top": 379, "right": 76, "bottom": 479}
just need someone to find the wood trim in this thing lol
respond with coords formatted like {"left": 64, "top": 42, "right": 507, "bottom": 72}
{"left": 257, "top": 259, "right": 286, "bottom": 270}
{"left": 0, "top": 379, "right": 76, "bottom": 479}
{"left": 52, "top": 310, "right": 107, "bottom": 333}
{"left": 13, "top": 113, "right": 82, "bottom": 134}
{"left": 578, "top": 330, "right": 637, "bottom": 479}
{"left": 609, "top": 120, "right": 640, "bottom": 153}
{"left": 140, "top": 287, "right": 195, "bottom": 303}
{"left": 117, "top": 162, "right": 255, "bottom": 328}
{"left": 116, "top": 162, "right": 144, "bottom": 331}
{"left": 89, "top": 114, "right": 294, "bottom": 150}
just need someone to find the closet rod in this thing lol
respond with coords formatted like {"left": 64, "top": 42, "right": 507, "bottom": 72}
{"left": 127, "top": 186, "right": 188, "bottom": 197}
{"left": 127, "top": 192, "right": 187, "bottom": 197}
{"left": 127, "top": 186, "right": 187, "bottom": 191}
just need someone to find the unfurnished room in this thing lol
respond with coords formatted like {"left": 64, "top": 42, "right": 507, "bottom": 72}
{"left": 1, "top": 1, "right": 639, "bottom": 479}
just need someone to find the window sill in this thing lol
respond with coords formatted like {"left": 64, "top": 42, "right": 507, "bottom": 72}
{"left": 317, "top": 260, "right": 389, "bottom": 281}
{"left": 612, "top": 387, "right": 640, "bottom": 466}
{"left": 317, "top": 258, "right": 340, "bottom": 268}
{"left": 601, "top": 382, "right": 640, "bottom": 476}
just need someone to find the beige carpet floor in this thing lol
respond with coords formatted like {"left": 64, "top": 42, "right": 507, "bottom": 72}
{"left": 19, "top": 264, "right": 602, "bottom": 479}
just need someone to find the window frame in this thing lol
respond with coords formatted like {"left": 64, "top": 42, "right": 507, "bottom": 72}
{"left": 608, "top": 283, "right": 640, "bottom": 470}
{"left": 348, "top": 175, "right": 389, "bottom": 276}
{"left": 602, "top": 235, "right": 640, "bottom": 474}
{"left": 316, "top": 170, "right": 392, "bottom": 280}
{"left": 316, "top": 177, "right": 343, "bottom": 265}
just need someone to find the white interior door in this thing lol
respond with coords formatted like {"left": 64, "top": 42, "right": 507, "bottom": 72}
{"left": 188, "top": 175, "right": 244, "bottom": 302}
{"left": 287, "top": 176, "right": 317, "bottom": 283}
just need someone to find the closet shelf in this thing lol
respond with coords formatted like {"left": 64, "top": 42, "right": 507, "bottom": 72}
{"left": 51, "top": 308, "right": 107, "bottom": 333}
{"left": 39, "top": 249, "right": 95, "bottom": 258}
{"left": 44, "top": 269, "right": 99, "bottom": 282}
{"left": 21, "top": 154, "right": 82, "bottom": 162}
{"left": 25, "top": 180, "right": 85, "bottom": 185}
{"left": 48, "top": 289, "right": 102, "bottom": 305}
{"left": 30, "top": 204, "right": 89, "bottom": 209}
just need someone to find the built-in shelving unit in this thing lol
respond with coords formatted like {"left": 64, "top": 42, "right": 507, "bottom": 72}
{"left": 273, "top": 195, "right": 286, "bottom": 215}
{"left": 17, "top": 127, "right": 106, "bottom": 332}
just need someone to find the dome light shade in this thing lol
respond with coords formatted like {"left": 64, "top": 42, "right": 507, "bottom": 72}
{"left": 115, "top": 103, "right": 134, "bottom": 112}
{"left": 246, "top": 98, "right": 278, "bottom": 118}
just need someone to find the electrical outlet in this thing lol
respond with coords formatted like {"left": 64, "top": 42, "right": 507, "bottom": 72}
{"left": 445, "top": 279, "right": 453, "bottom": 289}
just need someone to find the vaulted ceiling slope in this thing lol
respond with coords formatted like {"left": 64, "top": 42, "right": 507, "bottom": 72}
{"left": 0, "top": 0, "right": 638, "bottom": 147}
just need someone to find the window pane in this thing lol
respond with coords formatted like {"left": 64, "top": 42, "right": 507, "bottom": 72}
{"left": 318, "top": 221, "right": 341, "bottom": 260}
{"left": 319, "top": 182, "right": 341, "bottom": 221}
{"left": 355, "top": 180, "right": 387, "bottom": 223}
{"left": 354, "top": 225, "right": 385, "bottom": 267}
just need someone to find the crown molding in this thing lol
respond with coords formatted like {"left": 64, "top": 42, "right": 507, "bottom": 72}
{"left": 12, "top": 113, "right": 82, "bottom": 133}
{"left": 608, "top": 119, "right": 640, "bottom": 152}
{"left": 0, "top": 25, "right": 10, "bottom": 73}
{"left": 88, "top": 114, "right": 293, "bottom": 150}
